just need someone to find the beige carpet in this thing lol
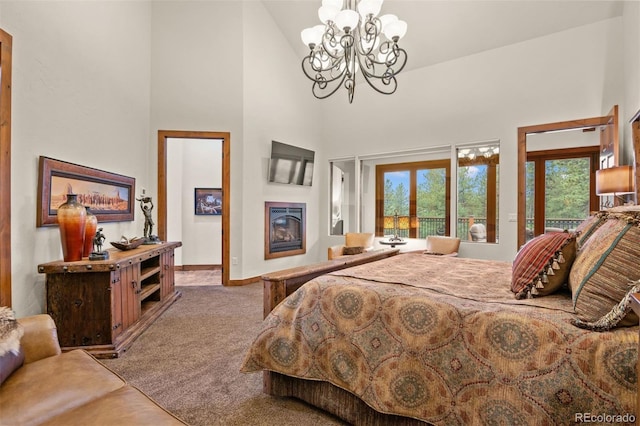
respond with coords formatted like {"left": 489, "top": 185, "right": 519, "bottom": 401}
{"left": 175, "top": 270, "right": 222, "bottom": 286}
{"left": 101, "top": 283, "right": 347, "bottom": 426}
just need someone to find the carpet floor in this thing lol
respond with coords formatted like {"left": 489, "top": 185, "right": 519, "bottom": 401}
{"left": 101, "top": 283, "right": 347, "bottom": 426}
{"left": 175, "top": 270, "right": 222, "bottom": 286}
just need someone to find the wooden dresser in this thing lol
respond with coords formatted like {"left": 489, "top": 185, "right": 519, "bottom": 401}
{"left": 37, "top": 241, "right": 182, "bottom": 358}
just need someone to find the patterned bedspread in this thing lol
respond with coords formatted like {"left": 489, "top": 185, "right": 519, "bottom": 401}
{"left": 241, "top": 253, "right": 638, "bottom": 425}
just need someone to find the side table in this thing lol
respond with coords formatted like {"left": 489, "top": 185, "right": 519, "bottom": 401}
{"left": 379, "top": 239, "right": 408, "bottom": 249}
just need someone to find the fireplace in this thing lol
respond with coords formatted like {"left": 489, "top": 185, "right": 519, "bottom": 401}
{"left": 265, "top": 202, "right": 306, "bottom": 259}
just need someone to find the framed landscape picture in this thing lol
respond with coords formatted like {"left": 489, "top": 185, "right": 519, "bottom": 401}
{"left": 194, "top": 188, "right": 222, "bottom": 215}
{"left": 37, "top": 156, "right": 136, "bottom": 226}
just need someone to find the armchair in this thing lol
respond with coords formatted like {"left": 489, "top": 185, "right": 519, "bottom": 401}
{"left": 328, "top": 232, "right": 375, "bottom": 260}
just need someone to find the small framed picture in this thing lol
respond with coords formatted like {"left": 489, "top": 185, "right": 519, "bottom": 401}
{"left": 194, "top": 188, "right": 222, "bottom": 215}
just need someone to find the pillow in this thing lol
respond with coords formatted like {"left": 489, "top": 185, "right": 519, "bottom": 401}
{"left": 0, "top": 307, "right": 24, "bottom": 385}
{"left": 511, "top": 232, "right": 576, "bottom": 299}
{"left": 0, "top": 348, "right": 25, "bottom": 384}
{"left": 343, "top": 246, "right": 365, "bottom": 255}
{"left": 569, "top": 212, "right": 640, "bottom": 327}
{"left": 572, "top": 279, "right": 640, "bottom": 331}
{"left": 573, "top": 211, "right": 607, "bottom": 249}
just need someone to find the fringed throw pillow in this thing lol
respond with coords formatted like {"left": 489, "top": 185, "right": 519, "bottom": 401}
{"left": 511, "top": 231, "right": 576, "bottom": 299}
{"left": 573, "top": 211, "right": 607, "bottom": 249}
{"left": 0, "top": 307, "right": 25, "bottom": 385}
{"left": 570, "top": 212, "right": 640, "bottom": 327}
{"left": 572, "top": 279, "right": 640, "bottom": 332}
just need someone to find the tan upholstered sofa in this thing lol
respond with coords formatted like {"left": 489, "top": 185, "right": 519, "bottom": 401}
{"left": 328, "top": 232, "right": 375, "bottom": 260}
{"left": 0, "top": 314, "right": 186, "bottom": 426}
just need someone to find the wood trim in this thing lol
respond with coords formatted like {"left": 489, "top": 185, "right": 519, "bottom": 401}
{"left": 486, "top": 163, "right": 497, "bottom": 243}
{"left": 517, "top": 110, "right": 615, "bottom": 248}
{"left": 375, "top": 159, "right": 451, "bottom": 237}
{"left": 157, "top": 131, "right": 231, "bottom": 286}
{"left": 526, "top": 146, "right": 599, "bottom": 239}
{"left": 606, "top": 104, "right": 619, "bottom": 166}
{"left": 177, "top": 264, "right": 221, "bottom": 271}
{"left": 261, "top": 249, "right": 400, "bottom": 318}
{"left": 632, "top": 110, "right": 640, "bottom": 205}
{"left": 0, "top": 29, "right": 12, "bottom": 308}
{"left": 228, "top": 276, "right": 261, "bottom": 286}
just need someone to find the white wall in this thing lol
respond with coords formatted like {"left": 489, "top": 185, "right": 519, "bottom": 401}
{"left": 319, "top": 18, "right": 625, "bottom": 262}
{"left": 241, "top": 2, "right": 323, "bottom": 277}
{"left": 148, "top": 1, "right": 244, "bottom": 278}
{"left": 167, "top": 138, "right": 223, "bottom": 266}
{"left": 2, "top": 1, "right": 152, "bottom": 316}
{"left": 150, "top": 1, "right": 323, "bottom": 280}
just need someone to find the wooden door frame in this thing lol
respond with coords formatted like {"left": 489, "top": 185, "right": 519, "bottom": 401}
{"left": 526, "top": 146, "right": 600, "bottom": 239}
{"left": 632, "top": 109, "right": 640, "bottom": 205}
{"left": 517, "top": 109, "right": 617, "bottom": 249}
{"left": 0, "top": 29, "right": 13, "bottom": 307}
{"left": 374, "top": 159, "right": 452, "bottom": 238}
{"left": 157, "top": 131, "right": 230, "bottom": 286}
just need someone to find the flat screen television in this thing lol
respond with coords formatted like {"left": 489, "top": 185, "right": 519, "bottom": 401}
{"left": 268, "top": 141, "right": 315, "bottom": 186}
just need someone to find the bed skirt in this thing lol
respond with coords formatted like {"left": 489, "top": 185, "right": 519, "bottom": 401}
{"left": 265, "top": 371, "right": 431, "bottom": 426}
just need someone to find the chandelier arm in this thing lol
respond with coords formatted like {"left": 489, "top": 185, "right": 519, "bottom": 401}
{"left": 354, "top": 17, "right": 381, "bottom": 57}
{"left": 301, "top": 56, "right": 347, "bottom": 85}
{"left": 388, "top": 46, "right": 408, "bottom": 75}
{"left": 312, "top": 71, "right": 349, "bottom": 100}
{"left": 356, "top": 48, "right": 408, "bottom": 81}
{"left": 319, "top": 25, "right": 349, "bottom": 62}
{"left": 358, "top": 64, "right": 398, "bottom": 95}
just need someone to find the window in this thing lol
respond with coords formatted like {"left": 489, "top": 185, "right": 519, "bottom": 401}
{"left": 525, "top": 147, "right": 598, "bottom": 241}
{"left": 375, "top": 160, "right": 451, "bottom": 238}
{"left": 456, "top": 143, "right": 499, "bottom": 243}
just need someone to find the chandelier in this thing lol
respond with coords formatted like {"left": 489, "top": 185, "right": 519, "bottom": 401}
{"left": 300, "top": 0, "right": 408, "bottom": 103}
{"left": 457, "top": 145, "right": 500, "bottom": 164}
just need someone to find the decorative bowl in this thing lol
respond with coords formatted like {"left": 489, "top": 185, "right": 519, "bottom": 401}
{"left": 111, "top": 237, "right": 145, "bottom": 251}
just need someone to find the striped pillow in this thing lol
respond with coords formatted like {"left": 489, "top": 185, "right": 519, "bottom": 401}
{"left": 511, "top": 232, "right": 576, "bottom": 299}
{"left": 569, "top": 212, "right": 640, "bottom": 327}
{"left": 573, "top": 211, "right": 607, "bottom": 249}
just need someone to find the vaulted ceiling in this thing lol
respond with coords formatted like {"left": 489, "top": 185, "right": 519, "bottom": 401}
{"left": 262, "top": 0, "right": 624, "bottom": 72}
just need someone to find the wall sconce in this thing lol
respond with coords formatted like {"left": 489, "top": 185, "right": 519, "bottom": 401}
{"left": 595, "top": 165, "right": 635, "bottom": 208}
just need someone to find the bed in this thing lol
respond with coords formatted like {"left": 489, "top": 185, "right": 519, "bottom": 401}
{"left": 241, "top": 210, "right": 640, "bottom": 425}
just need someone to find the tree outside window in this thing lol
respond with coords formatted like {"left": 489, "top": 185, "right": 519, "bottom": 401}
{"left": 376, "top": 160, "right": 450, "bottom": 238}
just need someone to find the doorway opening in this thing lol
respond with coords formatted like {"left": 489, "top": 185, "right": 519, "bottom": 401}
{"left": 517, "top": 107, "right": 618, "bottom": 248}
{"left": 157, "top": 131, "right": 230, "bottom": 286}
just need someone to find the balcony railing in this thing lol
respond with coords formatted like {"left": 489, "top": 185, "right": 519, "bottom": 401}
{"left": 383, "top": 216, "right": 584, "bottom": 240}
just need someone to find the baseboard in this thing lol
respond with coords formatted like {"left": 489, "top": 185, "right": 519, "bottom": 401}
{"left": 228, "top": 276, "right": 261, "bottom": 286}
{"left": 176, "top": 264, "right": 221, "bottom": 271}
